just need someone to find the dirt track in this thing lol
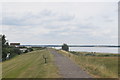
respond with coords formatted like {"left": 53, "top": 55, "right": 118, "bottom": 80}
{"left": 50, "top": 49, "right": 91, "bottom": 78}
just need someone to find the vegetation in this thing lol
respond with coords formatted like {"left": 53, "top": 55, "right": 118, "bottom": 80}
{"left": 58, "top": 50, "right": 119, "bottom": 78}
{"left": 70, "top": 51, "right": 120, "bottom": 57}
{"left": 1, "top": 35, "right": 35, "bottom": 61}
{"left": 1, "top": 35, "right": 22, "bottom": 61}
{"left": 2, "top": 49, "right": 60, "bottom": 78}
{"left": 27, "top": 48, "right": 33, "bottom": 52}
{"left": 62, "top": 43, "right": 69, "bottom": 51}
{"left": 1, "top": 35, "right": 9, "bottom": 61}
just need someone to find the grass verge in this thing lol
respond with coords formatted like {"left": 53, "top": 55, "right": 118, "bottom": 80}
{"left": 2, "top": 49, "right": 60, "bottom": 78}
{"left": 57, "top": 50, "right": 118, "bottom": 78}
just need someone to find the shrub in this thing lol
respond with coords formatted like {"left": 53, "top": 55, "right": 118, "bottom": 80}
{"left": 62, "top": 43, "right": 69, "bottom": 51}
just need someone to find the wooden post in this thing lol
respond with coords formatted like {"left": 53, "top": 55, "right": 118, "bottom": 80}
{"left": 44, "top": 58, "right": 47, "bottom": 63}
{"left": 43, "top": 55, "right": 47, "bottom": 63}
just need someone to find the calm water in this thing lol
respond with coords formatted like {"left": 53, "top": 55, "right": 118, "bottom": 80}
{"left": 55, "top": 47, "right": 119, "bottom": 54}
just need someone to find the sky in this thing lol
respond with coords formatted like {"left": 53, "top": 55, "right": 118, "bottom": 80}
{"left": 1, "top": 1, "right": 118, "bottom": 45}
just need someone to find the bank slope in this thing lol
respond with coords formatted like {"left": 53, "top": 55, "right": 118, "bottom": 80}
{"left": 2, "top": 49, "right": 60, "bottom": 78}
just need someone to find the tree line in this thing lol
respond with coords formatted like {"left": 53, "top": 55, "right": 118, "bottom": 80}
{"left": 1, "top": 35, "right": 33, "bottom": 61}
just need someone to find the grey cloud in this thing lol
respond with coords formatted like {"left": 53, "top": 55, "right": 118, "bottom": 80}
{"left": 2, "top": 9, "right": 75, "bottom": 26}
{"left": 2, "top": 16, "right": 24, "bottom": 26}
{"left": 57, "top": 15, "right": 75, "bottom": 21}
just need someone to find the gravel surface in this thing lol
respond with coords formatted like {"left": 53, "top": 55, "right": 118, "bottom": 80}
{"left": 50, "top": 49, "right": 92, "bottom": 78}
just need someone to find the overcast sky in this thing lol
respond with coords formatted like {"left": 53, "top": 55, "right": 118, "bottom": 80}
{"left": 1, "top": 1, "right": 118, "bottom": 45}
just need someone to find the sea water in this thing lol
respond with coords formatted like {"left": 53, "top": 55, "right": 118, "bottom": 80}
{"left": 55, "top": 47, "right": 119, "bottom": 54}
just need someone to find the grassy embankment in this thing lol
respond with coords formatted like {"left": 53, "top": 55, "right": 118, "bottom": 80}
{"left": 57, "top": 50, "right": 119, "bottom": 78}
{"left": 2, "top": 49, "right": 60, "bottom": 78}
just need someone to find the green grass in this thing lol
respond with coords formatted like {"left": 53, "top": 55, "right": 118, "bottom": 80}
{"left": 58, "top": 50, "right": 118, "bottom": 78}
{"left": 2, "top": 49, "right": 61, "bottom": 78}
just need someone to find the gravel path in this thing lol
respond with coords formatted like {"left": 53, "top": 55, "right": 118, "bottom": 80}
{"left": 50, "top": 49, "right": 91, "bottom": 78}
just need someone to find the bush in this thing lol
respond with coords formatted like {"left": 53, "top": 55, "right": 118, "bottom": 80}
{"left": 9, "top": 47, "right": 22, "bottom": 58}
{"left": 27, "top": 48, "right": 33, "bottom": 52}
{"left": 1, "top": 35, "right": 22, "bottom": 61}
{"left": 24, "top": 50, "right": 28, "bottom": 53}
{"left": 62, "top": 43, "right": 69, "bottom": 51}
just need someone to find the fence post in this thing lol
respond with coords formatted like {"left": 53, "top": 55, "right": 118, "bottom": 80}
{"left": 43, "top": 55, "right": 47, "bottom": 63}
